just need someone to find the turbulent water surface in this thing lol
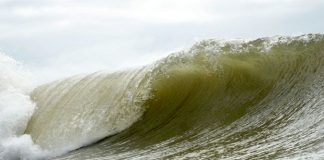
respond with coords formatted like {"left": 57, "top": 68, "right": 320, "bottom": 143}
{"left": 1, "top": 34, "right": 324, "bottom": 160}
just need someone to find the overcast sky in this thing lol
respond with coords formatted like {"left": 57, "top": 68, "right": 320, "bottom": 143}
{"left": 1, "top": 0, "right": 324, "bottom": 83}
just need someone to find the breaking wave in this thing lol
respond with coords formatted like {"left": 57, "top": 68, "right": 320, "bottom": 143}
{"left": 2, "top": 34, "right": 324, "bottom": 159}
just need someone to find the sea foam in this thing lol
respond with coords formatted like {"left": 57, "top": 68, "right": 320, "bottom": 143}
{"left": 0, "top": 53, "right": 48, "bottom": 160}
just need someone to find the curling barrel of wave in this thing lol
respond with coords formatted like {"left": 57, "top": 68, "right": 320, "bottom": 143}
{"left": 26, "top": 34, "right": 324, "bottom": 159}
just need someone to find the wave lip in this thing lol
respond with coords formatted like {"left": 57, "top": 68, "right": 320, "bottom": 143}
{"left": 25, "top": 34, "right": 324, "bottom": 159}
{"left": 25, "top": 67, "right": 153, "bottom": 154}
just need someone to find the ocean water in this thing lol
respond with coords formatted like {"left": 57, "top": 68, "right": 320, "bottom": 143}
{"left": 1, "top": 34, "right": 324, "bottom": 160}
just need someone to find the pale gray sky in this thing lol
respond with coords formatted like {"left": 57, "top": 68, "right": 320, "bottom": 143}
{"left": 1, "top": 0, "right": 324, "bottom": 83}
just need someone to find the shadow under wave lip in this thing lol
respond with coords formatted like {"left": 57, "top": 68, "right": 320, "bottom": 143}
{"left": 27, "top": 34, "right": 324, "bottom": 160}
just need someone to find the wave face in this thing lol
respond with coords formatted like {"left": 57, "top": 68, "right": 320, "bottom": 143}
{"left": 26, "top": 34, "right": 324, "bottom": 159}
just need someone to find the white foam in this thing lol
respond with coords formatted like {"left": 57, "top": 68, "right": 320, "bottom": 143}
{"left": 0, "top": 135, "right": 49, "bottom": 160}
{"left": 0, "top": 53, "right": 49, "bottom": 160}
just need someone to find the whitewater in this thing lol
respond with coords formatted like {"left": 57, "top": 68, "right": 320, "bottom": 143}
{"left": 0, "top": 34, "right": 324, "bottom": 160}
